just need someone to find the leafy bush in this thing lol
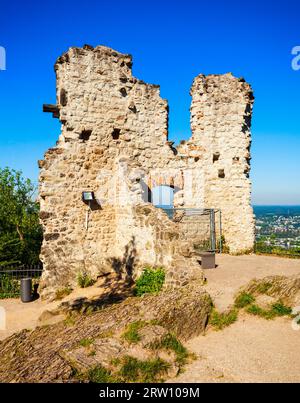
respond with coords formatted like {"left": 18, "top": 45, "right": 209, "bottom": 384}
{"left": 77, "top": 271, "right": 95, "bottom": 288}
{"left": 255, "top": 241, "right": 300, "bottom": 259}
{"left": 134, "top": 267, "right": 165, "bottom": 296}
{"left": 0, "top": 275, "right": 20, "bottom": 299}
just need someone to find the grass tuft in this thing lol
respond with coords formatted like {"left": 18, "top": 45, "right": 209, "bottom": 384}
{"left": 87, "top": 365, "right": 119, "bottom": 383}
{"left": 209, "top": 308, "right": 238, "bottom": 330}
{"left": 234, "top": 292, "right": 255, "bottom": 308}
{"left": 77, "top": 271, "right": 95, "bottom": 288}
{"left": 55, "top": 287, "right": 72, "bottom": 300}
{"left": 118, "top": 355, "right": 169, "bottom": 383}
{"left": 246, "top": 301, "right": 292, "bottom": 320}
{"left": 87, "top": 356, "right": 169, "bottom": 383}
{"left": 256, "top": 282, "right": 273, "bottom": 294}
{"left": 121, "top": 321, "right": 146, "bottom": 344}
{"left": 246, "top": 304, "right": 273, "bottom": 319}
{"left": 270, "top": 301, "right": 292, "bottom": 316}
{"left": 150, "top": 334, "right": 189, "bottom": 366}
{"left": 79, "top": 338, "right": 94, "bottom": 347}
{"left": 64, "top": 314, "right": 76, "bottom": 327}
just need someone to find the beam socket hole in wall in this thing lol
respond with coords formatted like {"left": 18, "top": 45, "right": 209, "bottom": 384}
{"left": 60, "top": 88, "right": 68, "bottom": 106}
{"left": 128, "top": 102, "right": 137, "bottom": 113}
{"left": 213, "top": 153, "right": 220, "bottom": 163}
{"left": 218, "top": 169, "right": 225, "bottom": 178}
{"left": 112, "top": 128, "right": 121, "bottom": 140}
{"left": 120, "top": 88, "right": 127, "bottom": 97}
{"left": 79, "top": 130, "right": 92, "bottom": 141}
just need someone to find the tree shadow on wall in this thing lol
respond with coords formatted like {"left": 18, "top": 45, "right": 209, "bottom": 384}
{"left": 107, "top": 237, "right": 137, "bottom": 283}
{"left": 60, "top": 274, "right": 134, "bottom": 314}
{"left": 59, "top": 238, "right": 138, "bottom": 315}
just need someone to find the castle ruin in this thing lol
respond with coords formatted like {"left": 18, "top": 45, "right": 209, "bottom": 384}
{"left": 39, "top": 45, "right": 255, "bottom": 298}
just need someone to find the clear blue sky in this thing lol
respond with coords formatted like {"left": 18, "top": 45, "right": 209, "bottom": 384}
{"left": 0, "top": 0, "right": 299, "bottom": 205}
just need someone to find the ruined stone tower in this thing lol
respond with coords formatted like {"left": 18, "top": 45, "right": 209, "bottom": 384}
{"left": 39, "top": 45, "right": 255, "bottom": 298}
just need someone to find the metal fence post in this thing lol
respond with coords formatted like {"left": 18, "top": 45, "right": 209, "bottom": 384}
{"left": 210, "top": 209, "right": 216, "bottom": 252}
{"left": 219, "top": 210, "right": 222, "bottom": 253}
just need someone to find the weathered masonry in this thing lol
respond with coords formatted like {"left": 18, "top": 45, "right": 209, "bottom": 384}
{"left": 39, "top": 44, "right": 255, "bottom": 298}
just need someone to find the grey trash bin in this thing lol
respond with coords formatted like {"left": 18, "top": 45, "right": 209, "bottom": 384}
{"left": 200, "top": 252, "right": 216, "bottom": 269}
{"left": 20, "top": 278, "right": 33, "bottom": 303}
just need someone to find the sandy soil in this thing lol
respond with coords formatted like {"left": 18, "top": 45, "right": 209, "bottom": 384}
{"left": 0, "top": 298, "right": 56, "bottom": 340}
{"left": 0, "top": 273, "right": 129, "bottom": 340}
{"left": 167, "top": 254, "right": 300, "bottom": 383}
{"left": 168, "top": 314, "right": 300, "bottom": 383}
{"left": 204, "top": 254, "right": 300, "bottom": 311}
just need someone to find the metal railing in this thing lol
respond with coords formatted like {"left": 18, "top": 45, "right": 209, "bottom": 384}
{"left": 0, "top": 262, "right": 43, "bottom": 299}
{"left": 160, "top": 207, "right": 222, "bottom": 253}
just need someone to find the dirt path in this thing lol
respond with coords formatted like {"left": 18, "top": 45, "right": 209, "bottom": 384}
{"left": 0, "top": 273, "right": 130, "bottom": 340}
{"left": 0, "top": 298, "right": 56, "bottom": 340}
{"left": 204, "top": 254, "right": 300, "bottom": 311}
{"left": 168, "top": 314, "right": 300, "bottom": 383}
{"left": 167, "top": 254, "right": 300, "bottom": 383}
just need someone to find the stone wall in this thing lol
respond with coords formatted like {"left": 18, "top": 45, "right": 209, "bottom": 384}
{"left": 189, "top": 74, "right": 255, "bottom": 252}
{"left": 39, "top": 45, "right": 255, "bottom": 298}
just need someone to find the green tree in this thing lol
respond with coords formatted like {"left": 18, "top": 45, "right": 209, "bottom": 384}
{"left": 0, "top": 167, "right": 42, "bottom": 266}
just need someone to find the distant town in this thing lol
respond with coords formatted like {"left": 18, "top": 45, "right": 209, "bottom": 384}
{"left": 254, "top": 206, "right": 300, "bottom": 254}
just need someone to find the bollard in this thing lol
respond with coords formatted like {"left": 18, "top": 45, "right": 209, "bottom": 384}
{"left": 20, "top": 278, "right": 33, "bottom": 303}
